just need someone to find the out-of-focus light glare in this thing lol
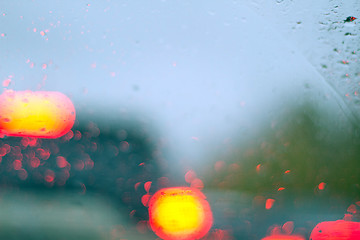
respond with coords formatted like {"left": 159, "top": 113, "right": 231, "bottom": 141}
{"left": 0, "top": 90, "right": 75, "bottom": 138}
{"left": 148, "top": 187, "right": 213, "bottom": 240}
{"left": 310, "top": 220, "right": 360, "bottom": 240}
{"left": 185, "top": 170, "right": 197, "bottom": 183}
{"left": 144, "top": 181, "right": 152, "bottom": 193}
{"left": 265, "top": 198, "right": 275, "bottom": 210}
{"left": 56, "top": 156, "right": 68, "bottom": 168}
{"left": 256, "top": 164, "right": 261, "bottom": 173}
{"left": 2, "top": 79, "right": 11, "bottom": 87}
{"left": 262, "top": 235, "right": 305, "bottom": 240}
{"left": 318, "top": 182, "right": 326, "bottom": 190}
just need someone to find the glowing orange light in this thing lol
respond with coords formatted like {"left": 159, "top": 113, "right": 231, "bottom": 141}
{"left": 256, "top": 164, "right": 261, "bottom": 173}
{"left": 310, "top": 220, "right": 360, "bottom": 240}
{"left": 266, "top": 198, "right": 275, "bottom": 210}
{"left": 0, "top": 90, "right": 75, "bottom": 138}
{"left": 262, "top": 235, "right": 305, "bottom": 240}
{"left": 318, "top": 182, "right": 326, "bottom": 190}
{"left": 148, "top": 187, "right": 213, "bottom": 240}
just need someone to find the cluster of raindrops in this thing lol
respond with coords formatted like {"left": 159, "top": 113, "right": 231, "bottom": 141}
{"left": 317, "top": 5, "right": 359, "bottom": 124}
{"left": 0, "top": 112, "right": 165, "bottom": 228}
{"left": 193, "top": 103, "right": 360, "bottom": 239}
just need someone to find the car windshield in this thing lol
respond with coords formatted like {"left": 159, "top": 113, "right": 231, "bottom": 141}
{"left": 0, "top": 1, "right": 359, "bottom": 239}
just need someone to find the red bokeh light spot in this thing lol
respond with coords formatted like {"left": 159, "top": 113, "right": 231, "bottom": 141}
{"left": 134, "top": 182, "right": 141, "bottom": 191}
{"left": 282, "top": 221, "right": 294, "bottom": 235}
{"left": 85, "top": 158, "right": 94, "bottom": 170}
{"left": 17, "top": 169, "right": 28, "bottom": 180}
{"left": 148, "top": 187, "right": 213, "bottom": 240}
{"left": 266, "top": 198, "right": 275, "bottom": 210}
{"left": 318, "top": 182, "right": 326, "bottom": 190}
{"left": 37, "top": 148, "right": 50, "bottom": 160}
{"left": 141, "top": 194, "right": 152, "bottom": 207}
{"left": 262, "top": 235, "right": 305, "bottom": 240}
{"left": 119, "top": 141, "right": 129, "bottom": 152}
{"left": 347, "top": 204, "right": 357, "bottom": 214}
{"left": 310, "top": 220, "right": 360, "bottom": 240}
{"left": 74, "top": 130, "right": 82, "bottom": 140}
{"left": 144, "top": 181, "right": 152, "bottom": 193}
{"left": 56, "top": 156, "right": 68, "bottom": 168}
{"left": 74, "top": 160, "right": 84, "bottom": 171}
{"left": 30, "top": 157, "right": 40, "bottom": 168}
{"left": 2, "top": 79, "right": 11, "bottom": 87}
{"left": 28, "top": 137, "right": 38, "bottom": 147}
{"left": 129, "top": 210, "right": 136, "bottom": 217}
{"left": 13, "top": 159, "right": 22, "bottom": 170}
{"left": 3, "top": 144, "right": 11, "bottom": 154}
{"left": 62, "top": 130, "right": 74, "bottom": 141}
{"left": 0, "top": 147, "right": 7, "bottom": 157}
{"left": 185, "top": 170, "right": 197, "bottom": 183}
{"left": 256, "top": 164, "right": 261, "bottom": 173}
{"left": 44, "top": 169, "right": 55, "bottom": 182}
{"left": 190, "top": 178, "right": 204, "bottom": 190}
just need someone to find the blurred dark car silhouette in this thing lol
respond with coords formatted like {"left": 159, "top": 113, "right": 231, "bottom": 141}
{"left": 0, "top": 108, "right": 165, "bottom": 239}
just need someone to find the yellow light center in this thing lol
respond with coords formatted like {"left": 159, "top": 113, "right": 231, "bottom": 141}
{"left": 154, "top": 194, "right": 203, "bottom": 235}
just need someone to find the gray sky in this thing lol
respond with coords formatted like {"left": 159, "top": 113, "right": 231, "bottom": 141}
{"left": 1, "top": 0, "right": 358, "bottom": 165}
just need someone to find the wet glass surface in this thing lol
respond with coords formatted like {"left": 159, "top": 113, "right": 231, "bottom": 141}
{"left": 0, "top": 1, "right": 359, "bottom": 239}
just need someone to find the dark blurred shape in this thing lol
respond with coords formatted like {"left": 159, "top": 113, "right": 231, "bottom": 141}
{"left": 344, "top": 16, "right": 357, "bottom": 22}
{"left": 0, "top": 108, "right": 167, "bottom": 239}
{"left": 0, "top": 190, "right": 138, "bottom": 240}
{"left": 203, "top": 102, "right": 360, "bottom": 197}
